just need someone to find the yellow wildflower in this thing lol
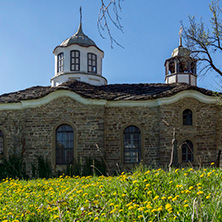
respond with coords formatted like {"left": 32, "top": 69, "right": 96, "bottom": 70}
{"left": 153, "top": 195, "right": 159, "bottom": 200}
{"left": 206, "top": 195, "right": 211, "bottom": 199}
{"left": 197, "top": 191, "right": 204, "bottom": 195}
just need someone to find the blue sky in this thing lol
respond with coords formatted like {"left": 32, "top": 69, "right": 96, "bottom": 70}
{"left": 0, "top": 0, "right": 220, "bottom": 95}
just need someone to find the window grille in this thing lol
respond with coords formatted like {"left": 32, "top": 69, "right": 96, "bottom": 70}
{"left": 123, "top": 126, "right": 141, "bottom": 164}
{"left": 56, "top": 124, "right": 74, "bottom": 165}
{"left": 70, "top": 50, "right": 80, "bottom": 71}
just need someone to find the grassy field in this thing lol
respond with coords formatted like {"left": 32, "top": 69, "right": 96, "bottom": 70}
{"left": 0, "top": 165, "right": 221, "bottom": 221}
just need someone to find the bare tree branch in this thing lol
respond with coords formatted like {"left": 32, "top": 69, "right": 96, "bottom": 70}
{"left": 182, "top": 0, "right": 222, "bottom": 77}
{"left": 98, "top": 0, "right": 124, "bottom": 48}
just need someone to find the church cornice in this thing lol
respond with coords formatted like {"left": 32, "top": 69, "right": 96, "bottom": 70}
{"left": 0, "top": 88, "right": 218, "bottom": 110}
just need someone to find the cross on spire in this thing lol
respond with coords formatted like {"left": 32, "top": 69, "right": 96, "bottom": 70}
{"left": 80, "top": 6, "right": 82, "bottom": 25}
{"left": 179, "top": 26, "right": 183, "bottom": 46}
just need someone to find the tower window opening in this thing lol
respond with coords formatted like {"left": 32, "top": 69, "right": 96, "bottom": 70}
{"left": 88, "top": 53, "right": 97, "bottom": 74}
{"left": 57, "top": 53, "right": 64, "bottom": 73}
{"left": 182, "top": 140, "right": 193, "bottom": 162}
{"left": 191, "top": 62, "right": 196, "bottom": 74}
{"left": 179, "top": 61, "right": 188, "bottom": 73}
{"left": 169, "top": 61, "right": 175, "bottom": 74}
{"left": 70, "top": 50, "right": 80, "bottom": 71}
{"left": 183, "top": 109, "right": 192, "bottom": 125}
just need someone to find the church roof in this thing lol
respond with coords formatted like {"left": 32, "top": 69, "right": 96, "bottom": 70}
{"left": 0, "top": 80, "right": 215, "bottom": 104}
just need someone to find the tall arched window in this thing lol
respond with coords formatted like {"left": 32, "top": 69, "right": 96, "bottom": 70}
{"left": 182, "top": 140, "right": 193, "bottom": 162}
{"left": 123, "top": 126, "right": 141, "bottom": 164}
{"left": 183, "top": 109, "right": 192, "bottom": 125}
{"left": 0, "top": 130, "right": 4, "bottom": 156}
{"left": 56, "top": 124, "right": 74, "bottom": 165}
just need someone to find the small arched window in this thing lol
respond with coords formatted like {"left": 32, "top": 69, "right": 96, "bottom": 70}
{"left": 123, "top": 126, "right": 141, "bottom": 164}
{"left": 57, "top": 53, "right": 64, "bottom": 73}
{"left": 0, "top": 130, "right": 4, "bottom": 156}
{"left": 87, "top": 53, "right": 97, "bottom": 74}
{"left": 70, "top": 50, "right": 80, "bottom": 71}
{"left": 56, "top": 124, "right": 74, "bottom": 165}
{"left": 182, "top": 140, "right": 193, "bottom": 162}
{"left": 183, "top": 109, "right": 192, "bottom": 125}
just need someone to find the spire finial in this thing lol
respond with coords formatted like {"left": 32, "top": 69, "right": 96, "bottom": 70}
{"left": 179, "top": 26, "right": 183, "bottom": 46}
{"left": 80, "top": 6, "right": 82, "bottom": 25}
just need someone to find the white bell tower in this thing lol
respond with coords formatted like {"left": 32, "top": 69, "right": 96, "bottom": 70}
{"left": 164, "top": 27, "right": 197, "bottom": 86}
{"left": 51, "top": 8, "right": 107, "bottom": 87}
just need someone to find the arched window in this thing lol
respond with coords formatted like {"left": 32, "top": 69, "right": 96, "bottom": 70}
{"left": 123, "top": 126, "right": 141, "bottom": 164}
{"left": 70, "top": 50, "right": 80, "bottom": 71}
{"left": 87, "top": 53, "right": 97, "bottom": 74}
{"left": 0, "top": 130, "right": 4, "bottom": 156}
{"left": 56, "top": 124, "right": 74, "bottom": 165}
{"left": 183, "top": 109, "right": 192, "bottom": 125}
{"left": 57, "top": 53, "right": 64, "bottom": 73}
{"left": 182, "top": 140, "right": 193, "bottom": 162}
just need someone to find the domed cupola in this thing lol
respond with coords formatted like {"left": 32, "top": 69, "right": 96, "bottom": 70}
{"left": 164, "top": 27, "right": 197, "bottom": 86}
{"left": 51, "top": 8, "right": 107, "bottom": 87}
{"left": 60, "top": 22, "right": 97, "bottom": 48}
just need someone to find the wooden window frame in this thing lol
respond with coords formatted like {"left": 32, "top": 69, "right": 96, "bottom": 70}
{"left": 183, "top": 109, "right": 193, "bottom": 126}
{"left": 56, "top": 124, "right": 74, "bottom": 165}
{"left": 70, "top": 50, "right": 80, "bottom": 71}
{"left": 123, "top": 126, "right": 141, "bottom": 164}
{"left": 182, "top": 140, "right": 194, "bottom": 162}
{"left": 87, "top": 53, "right": 97, "bottom": 74}
{"left": 57, "top": 53, "right": 64, "bottom": 73}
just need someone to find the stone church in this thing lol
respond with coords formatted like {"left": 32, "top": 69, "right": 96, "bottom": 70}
{"left": 0, "top": 18, "right": 221, "bottom": 175}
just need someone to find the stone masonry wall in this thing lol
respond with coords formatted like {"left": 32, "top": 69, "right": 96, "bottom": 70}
{"left": 0, "top": 95, "right": 221, "bottom": 176}
{"left": 104, "top": 106, "right": 160, "bottom": 171}
{"left": 159, "top": 98, "right": 219, "bottom": 167}
{"left": 0, "top": 96, "right": 105, "bottom": 176}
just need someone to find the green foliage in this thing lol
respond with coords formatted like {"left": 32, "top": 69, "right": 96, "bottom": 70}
{"left": 0, "top": 166, "right": 221, "bottom": 221}
{"left": 37, "top": 156, "right": 52, "bottom": 179}
{"left": 0, "top": 155, "right": 28, "bottom": 180}
{"left": 65, "top": 157, "right": 106, "bottom": 177}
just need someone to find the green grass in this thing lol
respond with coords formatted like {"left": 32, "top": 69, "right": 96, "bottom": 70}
{"left": 0, "top": 165, "right": 221, "bottom": 221}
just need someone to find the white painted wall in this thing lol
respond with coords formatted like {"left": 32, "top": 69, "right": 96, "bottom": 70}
{"left": 178, "top": 74, "right": 189, "bottom": 83}
{"left": 166, "top": 73, "right": 197, "bottom": 86}
{"left": 166, "top": 75, "right": 176, "bottom": 84}
{"left": 52, "top": 44, "right": 106, "bottom": 86}
{"left": 51, "top": 73, "right": 107, "bottom": 87}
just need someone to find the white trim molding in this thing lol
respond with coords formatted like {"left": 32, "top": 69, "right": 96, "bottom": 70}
{"left": 0, "top": 89, "right": 218, "bottom": 110}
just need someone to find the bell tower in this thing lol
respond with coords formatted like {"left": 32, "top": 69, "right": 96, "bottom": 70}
{"left": 164, "top": 27, "right": 197, "bottom": 86}
{"left": 51, "top": 8, "right": 107, "bottom": 87}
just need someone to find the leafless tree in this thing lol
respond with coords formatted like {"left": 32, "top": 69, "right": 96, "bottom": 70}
{"left": 98, "top": 0, "right": 124, "bottom": 48}
{"left": 182, "top": 0, "right": 222, "bottom": 77}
